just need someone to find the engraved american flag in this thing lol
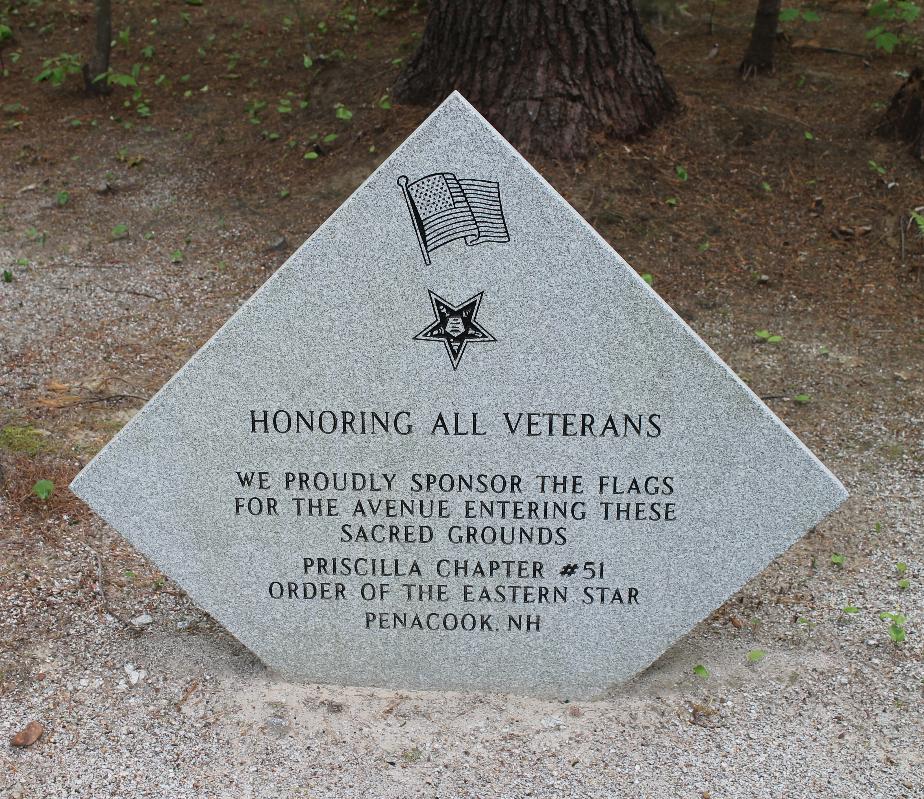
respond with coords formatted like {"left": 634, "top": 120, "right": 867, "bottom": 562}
{"left": 398, "top": 172, "right": 510, "bottom": 264}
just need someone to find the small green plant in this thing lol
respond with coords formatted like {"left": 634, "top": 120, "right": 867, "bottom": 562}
{"left": 245, "top": 99, "right": 267, "bottom": 124}
{"left": 641, "top": 273, "right": 654, "bottom": 286}
{"left": 760, "top": 181, "right": 772, "bottom": 192}
{"left": 26, "top": 227, "right": 47, "bottom": 245}
{"left": 675, "top": 165, "right": 688, "bottom": 181}
{"left": 102, "top": 67, "right": 138, "bottom": 88}
{"left": 747, "top": 649, "right": 766, "bottom": 663}
{"left": 111, "top": 224, "right": 128, "bottom": 240}
{"left": 755, "top": 329, "right": 782, "bottom": 344}
{"left": 804, "top": 130, "right": 815, "bottom": 141}
{"left": 693, "top": 664, "right": 709, "bottom": 679}
{"left": 32, "top": 479, "right": 54, "bottom": 500}
{"left": 304, "top": 150, "right": 319, "bottom": 160}
{"left": 831, "top": 553, "right": 846, "bottom": 567}
{"left": 869, "top": 160, "right": 887, "bottom": 175}
{"left": 880, "top": 611, "right": 907, "bottom": 643}
{"left": 34, "top": 53, "right": 82, "bottom": 86}
{"left": 780, "top": 7, "right": 821, "bottom": 23}
{"left": 665, "top": 196, "right": 678, "bottom": 207}
{"left": 55, "top": 190, "right": 69, "bottom": 207}
{"left": 794, "top": 393, "right": 812, "bottom": 404}
{"left": 898, "top": 578, "right": 910, "bottom": 590}
{"left": 910, "top": 210, "right": 924, "bottom": 236}
{"left": 170, "top": 249, "right": 184, "bottom": 263}
{"left": 843, "top": 605, "right": 860, "bottom": 614}
{"left": 334, "top": 103, "right": 353, "bottom": 121}
{"left": 866, "top": 0, "right": 920, "bottom": 53}
{"left": 2, "top": 270, "right": 12, "bottom": 283}
{"left": 272, "top": 92, "right": 307, "bottom": 116}
{"left": 98, "top": 65, "right": 149, "bottom": 118}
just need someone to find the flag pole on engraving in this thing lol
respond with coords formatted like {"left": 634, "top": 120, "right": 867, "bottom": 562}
{"left": 398, "top": 175, "right": 431, "bottom": 266}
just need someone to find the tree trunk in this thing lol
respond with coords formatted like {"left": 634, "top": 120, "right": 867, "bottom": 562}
{"left": 740, "top": 0, "right": 781, "bottom": 77}
{"left": 83, "top": 0, "right": 112, "bottom": 95}
{"left": 876, "top": 67, "right": 924, "bottom": 158}
{"left": 394, "top": 0, "right": 676, "bottom": 159}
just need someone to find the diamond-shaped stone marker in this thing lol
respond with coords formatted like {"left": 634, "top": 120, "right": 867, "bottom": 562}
{"left": 71, "top": 93, "right": 847, "bottom": 698}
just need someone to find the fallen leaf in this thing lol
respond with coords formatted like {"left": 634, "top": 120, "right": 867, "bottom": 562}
{"left": 11, "top": 720, "right": 43, "bottom": 747}
{"left": 46, "top": 380, "right": 70, "bottom": 392}
{"left": 36, "top": 395, "right": 81, "bottom": 408}
{"left": 381, "top": 696, "right": 404, "bottom": 716}
{"left": 175, "top": 679, "right": 199, "bottom": 708}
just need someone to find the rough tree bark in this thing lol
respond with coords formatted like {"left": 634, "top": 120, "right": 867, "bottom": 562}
{"left": 876, "top": 67, "right": 924, "bottom": 158}
{"left": 393, "top": 0, "right": 676, "bottom": 159}
{"left": 740, "top": 0, "right": 781, "bottom": 77}
{"left": 82, "top": 0, "right": 112, "bottom": 95}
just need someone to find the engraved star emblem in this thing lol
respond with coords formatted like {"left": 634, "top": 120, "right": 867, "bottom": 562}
{"left": 414, "top": 290, "right": 496, "bottom": 370}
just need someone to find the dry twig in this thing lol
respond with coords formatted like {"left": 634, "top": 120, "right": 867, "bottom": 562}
{"left": 85, "top": 544, "right": 140, "bottom": 633}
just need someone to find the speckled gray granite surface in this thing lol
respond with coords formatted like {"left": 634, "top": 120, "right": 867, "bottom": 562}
{"left": 71, "top": 92, "right": 847, "bottom": 698}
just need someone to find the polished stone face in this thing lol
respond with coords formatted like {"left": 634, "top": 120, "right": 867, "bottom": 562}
{"left": 71, "top": 92, "right": 847, "bottom": 698}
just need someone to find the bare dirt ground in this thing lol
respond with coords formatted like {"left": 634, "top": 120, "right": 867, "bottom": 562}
{"left": 1, "top": 1, "right": 922, "bottom": 797}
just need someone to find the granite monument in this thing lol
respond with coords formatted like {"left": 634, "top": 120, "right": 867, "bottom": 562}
{"left": 71, "top": 93, "right": 847, "bottom": 697}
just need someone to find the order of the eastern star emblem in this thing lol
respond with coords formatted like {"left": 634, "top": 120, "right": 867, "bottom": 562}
{"left": 413, "top": 290, "right": 496, "bottom": 370}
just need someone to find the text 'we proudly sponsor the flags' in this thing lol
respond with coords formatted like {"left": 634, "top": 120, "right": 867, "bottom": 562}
{"left": 398, "top": 172, "right": 510, "bottom": 264}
